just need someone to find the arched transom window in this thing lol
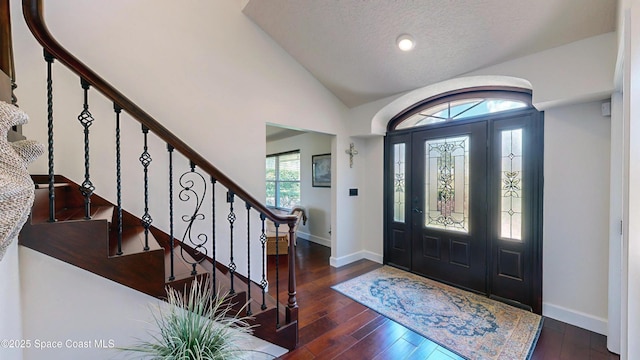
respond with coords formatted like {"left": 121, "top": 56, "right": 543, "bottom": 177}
{"left": 390, "top": 90, "right": 532, "bottom": 131}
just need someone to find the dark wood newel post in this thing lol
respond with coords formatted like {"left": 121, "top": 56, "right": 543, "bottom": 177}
{"left": 0, "top": 0, "right": 15, "bottom": 94}
{"left": 286, "top": 221, "right": 298, "bottom": 322}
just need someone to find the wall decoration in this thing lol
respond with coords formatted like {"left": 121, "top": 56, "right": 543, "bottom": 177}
{"left": 312, "top": 153, "right": 331, "bottom": 187}
{"left": 345, "top": 142, "right": 359, "bottom": 168}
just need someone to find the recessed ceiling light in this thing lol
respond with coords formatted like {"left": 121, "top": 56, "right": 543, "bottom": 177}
{"left": 397, "top": 34, "right": 415, "bottom": 51}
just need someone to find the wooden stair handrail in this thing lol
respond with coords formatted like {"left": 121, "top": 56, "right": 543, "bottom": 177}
{"left": 0, "top": 0, "right": 15, "bottom": 81}
{"left": 22, "top": 0, "right": 296, "bottom": 227}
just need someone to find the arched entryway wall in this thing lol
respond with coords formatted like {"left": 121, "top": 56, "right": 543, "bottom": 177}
{"left": 372, "top": 75, "right": 543, "bottom": 313}
{"left": 370, "top": 76, "right": 534, "bottom": 135}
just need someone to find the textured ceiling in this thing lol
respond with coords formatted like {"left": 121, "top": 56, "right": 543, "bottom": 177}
{"left": 243, "top": 0, "right": 617, "bottom": 108}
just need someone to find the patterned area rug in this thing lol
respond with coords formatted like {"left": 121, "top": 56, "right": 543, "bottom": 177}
{"left": 332, "top": 266, "right": 542, "bottom": 360}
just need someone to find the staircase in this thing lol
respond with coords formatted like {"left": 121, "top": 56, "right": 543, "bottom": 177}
{"left": 21, "top": 175, "right": 200, "bottom": 298}
{"left": 13, "top": 0, "right": 299, "bottom": 351}
{"left": 20, "top": 175, "right": 298, "bottom": 349}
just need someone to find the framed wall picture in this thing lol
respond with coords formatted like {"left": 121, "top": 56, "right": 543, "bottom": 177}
{"left": 312, "top": 153, "right": 331, "bottom": 187}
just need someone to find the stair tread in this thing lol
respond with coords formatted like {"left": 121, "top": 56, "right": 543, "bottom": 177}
{"left": 108, "top": 225, "right": 163, "bottom": 257}
{"left": 34, "top": 182, "right": 71, "bottom": 189}
{"left": 31, "top": 205, "right": 114, "bottom": 224}
{"left": 199, "top": 260, "right": 279, "bottom": 313}
{"left": 163, "top": 243, "right": 209, "bottom": 283}
{"left": 161, "top": 250, "right": 278, "bottom": 315}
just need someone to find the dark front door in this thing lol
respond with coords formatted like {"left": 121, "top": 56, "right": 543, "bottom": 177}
{"left": 385, "top": 109, "right": 543, "bottom": 313}
{"left": 410, "top": 121, "right": 487, "bottom": 292}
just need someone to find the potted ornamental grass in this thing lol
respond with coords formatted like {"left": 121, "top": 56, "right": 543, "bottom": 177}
{"left": 120, "top": 277, "right": 271, "bottom": 359}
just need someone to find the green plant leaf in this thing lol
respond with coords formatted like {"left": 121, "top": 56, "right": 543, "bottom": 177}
{"left": 119, "top": 276, "right": 272, "bottom": 360}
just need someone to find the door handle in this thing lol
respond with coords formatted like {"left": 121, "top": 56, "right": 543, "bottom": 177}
{"left": 412, "top": 197, "right": 423, "bottom": 214}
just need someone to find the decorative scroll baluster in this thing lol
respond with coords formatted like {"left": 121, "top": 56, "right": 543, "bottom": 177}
{"left": 44, "top": 49, "right": 56, "bottom": 222}
{"left": 259, "top": 214, "right": 268, "bottom": 310}
{"left": 246, "top": 202, "right": 252, "bottom": 316}
{"left": 211, "top": 177, "right": 217, "bottom": 291}
{"left": 78, "top": 78, "right": 95, "bottom": 220}
{"left": 114, "top": 104, "right": 123, "bottom": 255}
{"left": 139, "top": 125, "right": 152, "bottom": 251}
{"left": 227, "top": 191, "right": 236, "bottom": 294}
{"left": 168, "top": 144, "right": 175, "bottom": 281}
{"left": 178, "top": 162, "right": 208, "bottom": 276}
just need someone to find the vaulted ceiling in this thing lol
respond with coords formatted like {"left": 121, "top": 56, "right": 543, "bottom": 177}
{"left": 243, "top": 0, "right": 617, "bottom": 108}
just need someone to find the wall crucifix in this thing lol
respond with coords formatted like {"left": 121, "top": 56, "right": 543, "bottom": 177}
{"left": 345, "top": 142, "right": 358, "bottom": 168}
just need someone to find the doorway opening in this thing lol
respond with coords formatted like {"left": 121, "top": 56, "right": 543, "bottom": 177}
{"left": 384, "top": 88, "right": 544, "bottom": 313}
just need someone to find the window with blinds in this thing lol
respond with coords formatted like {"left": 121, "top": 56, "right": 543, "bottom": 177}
{"left": 266, "top": 150, "right": 301, "bottom": 209}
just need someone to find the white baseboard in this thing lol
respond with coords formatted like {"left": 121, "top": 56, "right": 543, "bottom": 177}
{"left": 329, "top": 250, "right": 383, "bottom": 268}
{"left": 296, "top": 232, "right": 331, "bottom": 248}
{"left": 542, "top": 302, "right": 608, "bottom": 335}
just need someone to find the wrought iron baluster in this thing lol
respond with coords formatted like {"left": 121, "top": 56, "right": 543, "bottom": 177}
{"left": 211, "top": 177, "right": 217, "bottom": 291}
{"left": 44, "top": 49, "right": 56, "bottom": 222}
{"left": 114, "top": 104, "right": 123, "bottom": 255}
{"left": 227, "top": 191, "right": 236, "bottom": 294}
{"left": 275, "top": 222, "right": 280, "bottom": 327}
{"left": 78, "top": 78, "right": 95, "bottom": 220}
{"left": 246, "top": 202, "right": 252, "bottom": 316}
{"left": 178, "top": 161, "right": 208, "bottom": 276}
{"left": 168, "top": 144, "right": 175, "bottom": 281}
{"left": 139, "top": 125, "right": 152, "bottom": 251}
{"left": 10, "top": 79, "right": 16, "bottom": 106}
{"left": 259, "top": 214, "right": 268, "bottom": 310}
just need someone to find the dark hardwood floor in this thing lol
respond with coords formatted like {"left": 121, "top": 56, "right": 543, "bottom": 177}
{"left": 267, "top": 239, "right": 619, "bottom": 359}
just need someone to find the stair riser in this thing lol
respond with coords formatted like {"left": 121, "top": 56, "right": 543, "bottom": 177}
{"left": 32, "top": 186, "right": 82, "bottom": 222}
{"left": 32, "top": 175, "right": 116, "bottom": 224}
{"left": 20, "top": 219, "right": 166, "bottom": 298}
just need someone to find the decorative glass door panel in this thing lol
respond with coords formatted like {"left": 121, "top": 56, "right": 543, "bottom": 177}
{"left": 393, "top": 143, "right": 406, "bottom": 223}
{"left": 386, "top": 135, "right": 412, "bottom": 271}
{"left": 425, "top": 136, "right": 469, "bottom": 233}
{"left": 500, "top": 129, "right": 523, "bottom": 241}
{"left": 410, "top": 122, "right": 487, "bottom": 293}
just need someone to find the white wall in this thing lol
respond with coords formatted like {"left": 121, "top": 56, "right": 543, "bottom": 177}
{"left": 330, "top": 135, "right": 365, "bottom": 266}
{"left": 266, "top": 131, "right": 332, "bottom": 247}
{"left": 11, "top": 0, "right": 363, "bottom": 279}
{"left": 464, "top": 32, "right": 617, "bottom": 110}
{"left": 358, "top": 136, "right": 384, "bottom": 263}
{"left": 625, "top": 2, "right": 640, "bottom": 358}
{"left": 19, "top": 246, "right": 285, "bottom": 360}
{"left": 0, "top": 242, "right": 23, "bottom": 360}
{"left": 608, "top": 92, "right": 623, "bottom": 354}
{"left": 542, "top": 101, "right": 611, "bottom": 334}
{"left": 20, "top": 247, "right": 162, "bottom": 360}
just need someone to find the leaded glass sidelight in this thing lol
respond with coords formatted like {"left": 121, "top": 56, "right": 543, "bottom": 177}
{"left": 425, "top": 136, "right": 469, "bottom": 232}
{"left": 393, "top": 143, "right": 406, "bottom": 222}
{"left": 501, "top": 129, "right": 523, "bottom": 240}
